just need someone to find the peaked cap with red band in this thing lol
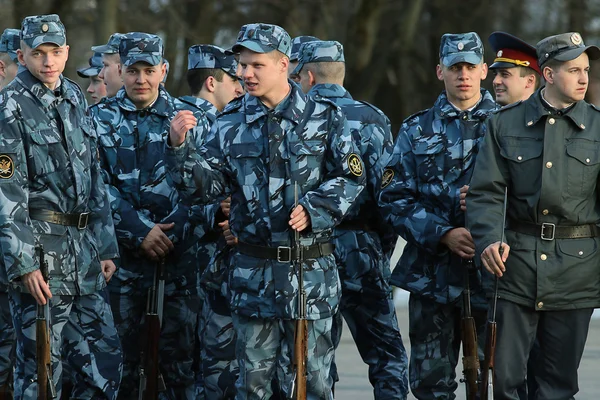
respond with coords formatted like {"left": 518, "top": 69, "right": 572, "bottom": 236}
{"left": 488, "top": 31, "right": 541, "bottom": 75}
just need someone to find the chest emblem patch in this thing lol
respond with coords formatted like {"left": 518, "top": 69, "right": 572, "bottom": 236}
{"left": 348, "top": 153, "right": 363, "bottom": 177}
{"left": 381, "top": 168, "right": 394, "bottom": 188}
{"left": 0, "top": 155, "right": 14, "bottom": 179}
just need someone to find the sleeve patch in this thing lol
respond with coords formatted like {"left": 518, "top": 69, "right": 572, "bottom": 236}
{"left": 0, "top": 154, "right": 15, "bottom": 179}
{"left": 348, "top": 153, "right": 363, "bottom": 177}
{"left": 381, "top": 167, "right": 394, "bottom": 188}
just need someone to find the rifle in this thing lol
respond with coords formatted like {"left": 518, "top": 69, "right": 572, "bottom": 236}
{"left": 290, "top": 183, "right": 308, "bottom": 400}
{"left": 480, "top": 187, "right": 507, "bottom": 400}
{"left": 36, "top": 245, "right": 57, "bottom": 399}
{"left": 460, "top": 258, "right": 480, "bottom": 400}
{"left": 138, "top": 259, "right": 166, "bottom": 400}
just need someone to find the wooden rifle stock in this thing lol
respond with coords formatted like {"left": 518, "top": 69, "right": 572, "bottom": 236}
{"left": 36, "top": 246, "right": 56, "bottom": 399}
{"left": 460, "top": 262, "right": 480, "bottom": 400}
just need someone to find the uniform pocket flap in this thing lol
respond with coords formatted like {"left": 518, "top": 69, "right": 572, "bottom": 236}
{"left": 229, "top": 143, "right": 263, "bottom": 158}
{"left": 290, "top": 140, "right": 325, "bottom": 156}
{"left": 557, "top": 237, "right": 598, "bottom": 258}
{"left": 413, "top": 140, "right": 444, "bottom": 155}
{"left": 499, "top": 137, "right": 542, "bottom": 162}
{"left": 29, "top": 128, "right": 62, "bottom": 145}
{"left": 566, "top": 140, "right": 600, "bottom": 165}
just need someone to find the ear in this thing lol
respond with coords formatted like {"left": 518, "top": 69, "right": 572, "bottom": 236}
{"left": 205, "top": 76, "right": 216, "bottom": 93}
{"left": 0, "top": 59, "right": 5, "bottom": 76}
{"left": 436, "top": 64, "right": 444, "bottom": 81}
{"left": 280, "top": 56, "right": 289, "bottom": 74}
{"left": 480, "top": 63, "right": 488, "bottom": 80}
{"left": 17, "top": 49, "right": 26, "bottom": 66}
{"left": 117, "top": 63, "right": 123, "bottom": 77}
{"left": 308, "top": 70, "right": 316, "bottom": 87}
{"left": 525, "top": 73, "right": 536, "bottom": 89}
{"left": 64, "top": 45, "right": 70, "bottom": 63}
{"left": 543, "top": 66, "right": 554, "bottom": 84}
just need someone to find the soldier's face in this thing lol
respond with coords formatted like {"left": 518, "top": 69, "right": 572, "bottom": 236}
{"left": 87, "top": 75, "right": 107, "bottom": 104}
{"left": 0, "top": 57, "right": 18, "bottom": 90}
{"left": 100, "top": 54, "right": 122, "bottom": 97}
{"left": 18, "top": 43, "right": 69, "bottom": 90}
{"left": 544, "top": 53, "right": 590, "bottom": 105}
{"left": 120, "top": 61, "right": 166, "bottom": 110}
{"left": 436, "top": 62, "right": 488, "bottom": 108}
{"left": 492, "top": 67, "right": 536, "bottom": 106}
{"left": 239, "top": 49, "right": 288, "bottom": 101}
{"left": 213, "top": 74, "right": 244, "bottom": 111}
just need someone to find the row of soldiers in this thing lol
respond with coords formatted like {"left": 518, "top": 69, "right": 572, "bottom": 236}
{"left": 0, "top": 11, "right": 598, "bottom": 400}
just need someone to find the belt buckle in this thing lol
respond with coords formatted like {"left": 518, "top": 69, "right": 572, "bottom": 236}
{"left": 541, "top": 223, "right": 555, "bottom": 241}
{"left": 277, "top": 246, "right": 292, "bottom": 263}
{"left": 78, "top": 212, "right": 90, "bottom": 229}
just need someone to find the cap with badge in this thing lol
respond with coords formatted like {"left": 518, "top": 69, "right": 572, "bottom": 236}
{"left": 91, "top": 33, "right": 123, "bottom": 55}
{"left": 290, "top": 35, "right": 320, "bottom": 62}
{"left": 187, "top": 44, "right": 238, "bottom": 77}
{"left": 20, "top": 14, "right": 66, "bottom": 49}
{"left": 439, "top": 32, "right": 484, "bottom": 67}
{"left": 77, "top": 52, "right": 104, "bottom": 78}
{"left": 292, "top": 40, "right": 344, "bottom": 75}
{"left": 536, "top": 32, "right": 600, "bottom": 68}
{"left": 0, "top": 28, "right": 20, "bottom": 62}
{"left": 231, "top": 23, "right": 291, "bottom": 57}
{"left": 489, "top": 31, "right": 541, "bottom": 75}
{"left": 119, "top": 32, "right": 164, "bottom": 67}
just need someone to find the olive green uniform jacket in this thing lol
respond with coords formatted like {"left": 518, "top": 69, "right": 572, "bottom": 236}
{"left": 467, "top": 90, "right": 600, "bottom": 310}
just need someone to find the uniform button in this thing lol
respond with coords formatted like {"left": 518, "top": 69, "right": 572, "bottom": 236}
{"left": 579, "top": 250, "right": 584, "bottom": 256}
{"left": 546, "top": 161, "right": 553, "bottom": 168}
{"left": 540, "top": 254, "right": 547, "bottom": 261}
{"left": 586, "top": 158, "right": 591, "bottom": 163}
{"left": 537, "top": 301, "right": 544, "bottom": 309}
{"left": 542, "top": 209, "right": 549, "bottom": 215}
{"left": 581, "top": 124, "right": 586, "bottom": 129}
{"left": 548, "top": 118, "right": 555, "bottom": 125}
{"left": 527, "top": 121, "right": 533, "bottom": 126}
{"left": 517, "top": 156, "right": 523, "bottom": 161}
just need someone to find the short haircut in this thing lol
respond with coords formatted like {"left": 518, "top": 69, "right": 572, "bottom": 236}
{"left": 103, "top": 53, "right": 121, "bottom": 65}
{"left": 303, "top": 61, "right": 345, "bottom": 82}
{"left": 542, "top": 58, "right": 563, "bottom": 82}
{"left": 269, "top": 50, "right": 287, "bottom": 61}
{"left": 0, "top": 53, "right": 15, "bottom": 66}
{"left": 518, "top": 66, "right": 541, "bottom": 90}
{"left": 186, "top": 68, "right": 225, "bottom": 96}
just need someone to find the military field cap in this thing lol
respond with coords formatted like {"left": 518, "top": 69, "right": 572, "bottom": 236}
{"left": 77, "top": 52, "right": 104, "bottom": 78}
{"left": 187, "top": 44, "right": 238, "bottom": 77}
{"left": 20, "top": 14, "right": 66, "bottom": 49}
{"left": 536, "top": 32, "right": 600, "bottom": 67}
{"left": 225, "top": 24, "right": 252, "bottom": 55}
{"left": 489, "top": 32, "right": 541, "bottom": 75}
{"left": 292, "top": 40, "right": 345, "bottom": 75}
{"left": 231, "top": 23, "right": 291, "bottom": 57}
{"left": 119, "top": 32, "right": 164, "bottom": 67}
{"left": 91, "top": 33, "right": 123, "bottom": 55}
{"left": 0, "top": 28, "right": 20, "bottom": 62}
{"left": 439, "top": 32, "right": 484, "bottom": 66}
{"left": 290, "top": 35, "right": 320, "bottom": 62}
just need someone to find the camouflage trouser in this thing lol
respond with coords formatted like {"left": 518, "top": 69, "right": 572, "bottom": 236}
{"left": 8, "top": 290, "right": 122, "bottom": 400}
{"left": 232, "top": 313, "right": 334, "bottom": 400}
{"left": 201, "top": 289, "right": 238, "bottom": 400}
{"left": 408, "top": 294, "right": 486, "bottom": 400}
{"left": 0, "top": 289, "right": 14, "bottom": 390}
{"left": 194, "top": 293, "right": 206, "bottom": 400}
{"left": 108, "top": 265, "right": 201, "bottom": 400}
{"left": 331, "top": 293, "right": 409, "bottom": 399}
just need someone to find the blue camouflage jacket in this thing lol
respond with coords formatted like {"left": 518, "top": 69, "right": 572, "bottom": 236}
{"left": 309, "top": 83, "right": 395, "bottom": 294}
{"left": 378, "top": 89, "right": 496, "bottom": 305}
{"left": 190, "top": 82, "right": 366, "bottom": 319}
{"left": 0, "top": 70, "right": 118, "bottom": 295}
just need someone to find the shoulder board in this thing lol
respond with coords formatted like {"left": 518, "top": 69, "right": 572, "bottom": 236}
{"left": 312, "top": 93, "right": 339, "bottom": 110}
{"left": 590, "top": 103, "right": 600, "bottom": 112}
{"left": 402, "top": 108, "right": 429, "bottom": 124}
{"left": 63, "top": 76, "right": 85, "bottom": 97}
{"left": 356, "top": 100, "right": 384, "bottom": 115}
{"left": 494, "top": 100, "right": 522, "bottom": 113}
{"left": 220, "top": 97, "right": 243, "bottom": 115}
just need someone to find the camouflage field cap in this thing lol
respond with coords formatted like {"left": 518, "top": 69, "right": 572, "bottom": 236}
{"left": 0, "top": 29, "right": 20, "bottom": 62}
{"left": 119, "top": 32, "right": 164, "bottom": 67}
{"left": 536, "top": 32, "right": 600, "bottom": 67}
{"left": 20, "top": 14, "right": 66, "bottom": 49}
{"left": 77, "top": 52, "right": 104, "bottom": 78}
{"left": 225, "top": 24, "right": 252, "bottom": 55}
{"left": 91, "top": 33, "right": 123, "bottom": 55}
{"left": 290, "top": 35, "right": 320, "bottom": 62}
{"left": 439, "top": 32, "right": 484, "bottom": 66}
{"left": 188, "top": 44, "right": 238, "bottom": 77}
{"left": 292, "top": 40, "right": 344, "bottom": 75}
{"left": 231, "top": 23, "right": 291, "bottom": 57}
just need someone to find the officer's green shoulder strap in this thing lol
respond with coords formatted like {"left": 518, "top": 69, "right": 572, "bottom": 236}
{"left": 590, "top": 103, "right": 600, "bottom": 112}
{"left": 494, "top": 100, "right": 522, "bottom": 114}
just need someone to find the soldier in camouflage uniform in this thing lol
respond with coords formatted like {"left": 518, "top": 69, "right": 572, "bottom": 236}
{"left": 0, "top": 14, "right": 122, "bottom": 399}
{"left": 168, "top": 44, "right": 243, "bottom": 399}
{"left": 77, "top": 52, "right": 108, "bottom": 104}
{"left": 170, "top": 23, "right": 365, "bottom": 399}
{"left": 288, "top": 35, "right": 318, "bottom": 82}
{"left": 293, "top": 40, "right": 409, "bottom": 399}
{"left": 0, "top": 25, "right": 19, "bottom": 400}
{"left": 91, "top": 32, "right": 207, "bottom": 399}
{"left": 378, "top": 32, "right": 495, "bottom": 399}
{"left": 92, "top": 33, "right": 123, "bottom": 98}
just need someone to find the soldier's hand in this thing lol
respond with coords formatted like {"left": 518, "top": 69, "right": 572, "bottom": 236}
{"left": 101, "top": 260, "right": 117, "bottom": 283}
{"left": 289, "top": 205, "right": 311, "bottom": 232}
{"left": 221, "top": 196, "right": 232, "bottom": 217}
{"left": 459, "top": 185, "right": 469, "bottom": 212}
{"left": 169, "top": 110, "right": 197, "bottom": 147}
{"left": 440, "top": 227, "right": 475, "bottom": 259}
{"left": 141, "top": 223, "right": 175, "bottom": 261}
{"left": 218, "top": 220, "right": 238, "bottom": 246}
{"left": 22, "top": 269, "right": 52, "bottom": 305}
{"left": 481, "top": 241, "right": 511, "bottom": 277}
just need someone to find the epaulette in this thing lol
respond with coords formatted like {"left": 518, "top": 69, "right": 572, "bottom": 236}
{"left": 590, "top": 103, "right": 600, "bottom": 112}
{"left": 63, "top": 76, "right": 86, "bottom": 104}
{"left": 402, "top": 108, "right": 429, "bottom": 124}
{"left": 312, "top": 93, "right": 340, "bottom": 110}
{"left": 493, "top": 100, "right": 522, "bottom": 114}
{"left": 220, "top": 96, "right": 243, "bottom": 115}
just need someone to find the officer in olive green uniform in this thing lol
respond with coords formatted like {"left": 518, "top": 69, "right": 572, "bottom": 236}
{"left": 467, "top": 32, "right": 600, "bottom": 399}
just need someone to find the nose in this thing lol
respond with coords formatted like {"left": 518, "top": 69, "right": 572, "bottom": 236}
{"left": 493, "top": 73, "right": 502, "bottom": 86}
{"left": 242, "top": 66, "right": 253, "bottom": 80}
{"left": 98, "top": 66, "right": 105, "bottom": 80}
{"left": 87, "top": 82, "right": 94, "bottom": 94}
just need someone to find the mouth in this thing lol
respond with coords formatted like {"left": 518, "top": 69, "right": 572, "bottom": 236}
{"left": 244, "top": 81, "right": 258, "bottom": 90}
{"left": 457, "top": 85, "right": 471, "bottom": 91}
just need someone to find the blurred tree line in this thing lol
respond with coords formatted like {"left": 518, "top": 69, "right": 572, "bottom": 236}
{"left": 1, "top": 0, "right": 599, "bottom": 132}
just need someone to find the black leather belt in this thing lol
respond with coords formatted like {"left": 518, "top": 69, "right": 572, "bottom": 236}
{"left": 29, "top": 209, "right": 91, "bottom": 229}
{"left": 337, "top": 220, "right": 372, "bottom": 232}
{"left": 508, "top": 220, "right": 600, "bottom": 240}
{"left": 237, "top": 241, "right": 334, "bottom": 263}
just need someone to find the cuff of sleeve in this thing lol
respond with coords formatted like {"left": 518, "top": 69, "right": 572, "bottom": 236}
{"left": 166, "top": 133, "right": 189, "bottom": 152}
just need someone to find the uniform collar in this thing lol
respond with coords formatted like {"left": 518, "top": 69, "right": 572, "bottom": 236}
{"left": 310, "top": 83, "right": 352, "bottom": 99}
{"left": 434, "top": 89, "right": 496, "bottom": 121}
{"left": 244, "top": 80, "right": 305, "bottom": 125}
{"left": 524, "top": 89, "right": 587, "bottom": 130}
{"left": 16, "top": 69, "right": 78, "bottom": 108}
{"left": 116, "top": 85, "right": 172, "bottom": 117}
